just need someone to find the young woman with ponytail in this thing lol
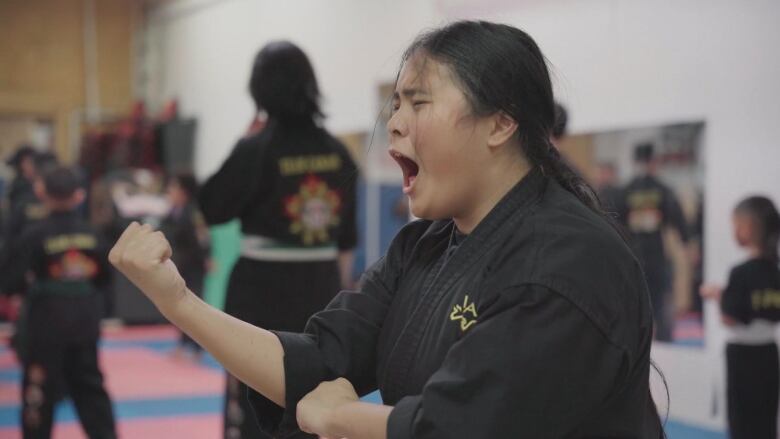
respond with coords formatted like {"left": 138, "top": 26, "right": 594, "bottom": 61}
{"left": 108, "top": 21, "right": 664, "bottom": 438}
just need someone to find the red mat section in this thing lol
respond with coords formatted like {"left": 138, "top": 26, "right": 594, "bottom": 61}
{"left": 0, "top": 348, "right": 223, "bottom": 404}
{"left": 0, "top": 325, "right": 225, "bottom": 438}
{"left": 0, "top": 414, "right": 222, "bottom": 439}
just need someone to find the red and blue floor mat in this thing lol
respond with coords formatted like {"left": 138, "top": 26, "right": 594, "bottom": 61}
{"left": 0, "top": 325, "right": 723, "bottom": 438}
{"left": 0, "top": 326, "right": 223, "bottom": 438}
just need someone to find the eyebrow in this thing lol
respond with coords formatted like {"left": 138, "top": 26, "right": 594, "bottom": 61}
{"left": 393, "top": 88, "right": 430, "bottom": 100}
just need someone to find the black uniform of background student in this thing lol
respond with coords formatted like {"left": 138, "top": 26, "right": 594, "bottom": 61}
{"left": 0, "top": 152, "right": 57, "bottom": 331}
{"left": 1, "top": 150, "right": 56, "bottom": 256}
{"left": 2, "top": 166, "right": 116, "bottom": 439}
{"left": 5, "top": 145, "right": 38, "bottom": 214}
{"left": 160, "top": 172, "right": 210, "bottom": 359}
{"left": 619, "top": 143, "right": 690, "bottom": 341}
{"left": 198, "top": 41, "right": 358, "bottom": 439}
{"left": 718, "top": 196, "right": 780, "bottom": 439}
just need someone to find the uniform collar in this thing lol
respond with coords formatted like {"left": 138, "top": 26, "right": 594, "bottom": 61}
{"left": 461, "top": 167, "right": 546, "bottom": 241}
{"left": 438, "top": 167, "right": 547, "bottom": 274}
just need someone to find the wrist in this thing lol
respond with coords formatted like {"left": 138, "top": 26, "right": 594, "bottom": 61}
{"left": 327, "top": 400, "right": 359, "bottom": 438}
{"left": 156, "top": 284, "right": 193, "bottom": 319}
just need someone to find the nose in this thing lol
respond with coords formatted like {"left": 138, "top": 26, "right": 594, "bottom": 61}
{"left": 387, "top": 107, "right": 407, "bottom": 140}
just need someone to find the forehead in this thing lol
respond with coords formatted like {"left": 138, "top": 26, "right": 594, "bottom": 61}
{"left": 395, "top": 53, "right": 456, "bottom": 94}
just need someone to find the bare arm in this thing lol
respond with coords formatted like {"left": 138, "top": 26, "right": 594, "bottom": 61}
{"left": 109, "top": 222, "right": 286, "bottom": 406}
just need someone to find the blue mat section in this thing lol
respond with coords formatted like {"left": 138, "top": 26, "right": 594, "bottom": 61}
{"left": 672, "top": 338, "right": 705, "bottom": 348}
{"left": 665, "top": 420, "right": 725, "bottom": 439}
{"left": 100, "top": 339, "right": 177, "bottom": 353}
{"left": 0, "top": 369, "right": 20, "bottom": 382}
{"left": 361, "top": 390, "right": 382, "bottom": 404}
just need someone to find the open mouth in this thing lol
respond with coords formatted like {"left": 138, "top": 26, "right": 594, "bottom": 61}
{"left": 389, "top": 150, "right": 419, "bottom": 193}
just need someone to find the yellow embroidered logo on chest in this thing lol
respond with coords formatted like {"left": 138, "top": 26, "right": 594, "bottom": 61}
{"left": 450, "top": 295, "right": 478, "bottom": 332}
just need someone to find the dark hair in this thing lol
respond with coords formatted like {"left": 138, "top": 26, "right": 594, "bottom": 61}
{"left": 43, "top": 166, "right": 82, "bottom": 201}
{"left": 171, "top": 171, "right": 199, "bottom": 199}
{"left": 249, "top": 41, "right": 323, "bottom": 122}
{"left": 552, "top": 102, "right": 568, "bottom": 140}
{"left": 6, "top": 144, "right": 37, "bottom": 169}
{"left": 402, "top": 21, "right": 603, "bottom": 215}
{"left": 735, "top": 196, "right": 780, "bottom": 262}
{"left": 634, "top": 143, "right": 655, "bottom": 163}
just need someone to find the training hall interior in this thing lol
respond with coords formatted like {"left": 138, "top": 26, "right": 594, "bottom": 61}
{"left": 1, "top": 0, "right": 779, "bottom": 438}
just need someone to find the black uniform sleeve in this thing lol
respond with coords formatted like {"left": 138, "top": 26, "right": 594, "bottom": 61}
{"left": 721, "top": 266, "right": 750, "bottom": 324}
{"left": 93, "top": 232, "right": 113, "bottom": 290}
{"left": 337, "top": 152, "right": 358, "bottom": 251}
{"left": 247, "top": 235, "right": 402, "bottom": 436}
{"left": 0, "top": 227, "right": 38, "bottom": 294}
{"left": 198, "top": 138, "right": 264, "bottom": 226}
{"left": 388, "top": 284, "right": 626, "bottom": 439}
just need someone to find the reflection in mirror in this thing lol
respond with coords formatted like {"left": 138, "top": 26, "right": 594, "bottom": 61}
{"left": 558, "top": 121, "right": 705, "bottom": 347}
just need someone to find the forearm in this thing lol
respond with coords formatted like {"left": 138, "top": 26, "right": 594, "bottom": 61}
{"left": 330, "top": 402, "right": 391, "bottom": 439}
{"left": 163, "top": 290, "right": 286, "bottom": 406}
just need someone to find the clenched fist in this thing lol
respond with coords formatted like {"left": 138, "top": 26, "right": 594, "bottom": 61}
{"left": 109, "top": 222, "right": 188, "bottom": 312}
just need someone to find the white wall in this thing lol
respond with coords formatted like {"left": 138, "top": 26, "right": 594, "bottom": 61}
{"left": 146, "top": 0, "right": 780, "bottom": 430}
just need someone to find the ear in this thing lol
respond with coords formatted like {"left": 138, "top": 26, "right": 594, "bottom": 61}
{"left": 486, "top": 112, "right": 519, "bottom": 149}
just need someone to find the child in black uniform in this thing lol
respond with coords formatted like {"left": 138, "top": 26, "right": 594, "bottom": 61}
{"left": 703, "top": 196, "right": 780, "bottom": 439}
{"left": 4, "top": 166, "right": 116, "bottom": 439}
{"left": 110, "top": 21, "right": 663, "bottom": 438}
{"left": 160, "top": 172, "right": 210, "bottom": 361}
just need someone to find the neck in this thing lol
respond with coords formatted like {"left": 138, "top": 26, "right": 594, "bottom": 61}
{"left": 747, "top": 245, "right": 765, "bottom": 259}
{"left": 453, "top": 158, "right": 531, "bottom": 234}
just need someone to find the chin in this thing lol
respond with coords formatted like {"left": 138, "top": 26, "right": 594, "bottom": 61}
{"left": 409, "top": 200, "right": 431, "bottom": 220}
{"left": 410, "top": 201, "right": 449, "bottom": 222}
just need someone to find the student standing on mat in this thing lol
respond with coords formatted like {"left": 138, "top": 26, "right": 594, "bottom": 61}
{"left": 197, "top": 41, "right": 358, "bottom": 438}
{"left": 702, "top": 196, "right": 780, "bottom": 439}
{"left": 4, "top": 166, "right": 116, "bottom": 439}
{"left": 110, "top": 21, "right": 663, "bottom": 438}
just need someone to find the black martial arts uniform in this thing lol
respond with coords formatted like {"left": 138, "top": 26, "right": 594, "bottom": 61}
{"left": 7, "top": 175, "right": 35, "bottom": 215}
{"left": 1, "top": 192, "right": 49, "bottom": 292}
{"left": 618, "top": 174, "right": 689, "bottom": 341}
{"left": 199, "top": 118, "right": 358, "bottom": 439}
{"left": 0, "top": 192, "right": 49, "bottom": 350}
{"left": 720, "top": 258, "right": 780, "bottom": 439}
{"left": 248, "top": 168, "right": 662, "bottom": 439}
{"left": 160, "top": 202, "right": 210, "bottom": 352}
{"left": 4, "top": 210, "right": 116, "bottom": 439}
